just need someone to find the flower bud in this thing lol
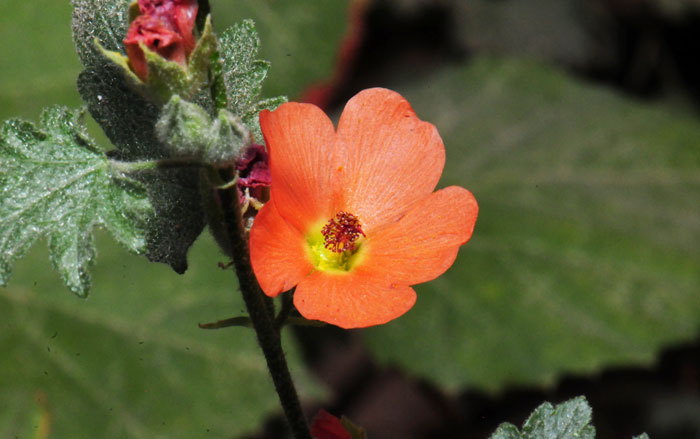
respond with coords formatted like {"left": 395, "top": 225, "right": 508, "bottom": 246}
{"left": 123, "top": 0, "right": 198, "bottom": 81}
{"left": 310, "top": 410, "right": 367, "bottom": 439}
{"left": 124, "top": 14, "right": 186, "bottom": 80}
{"left": 139, "top": 0, "right": 198, "bottom": 53}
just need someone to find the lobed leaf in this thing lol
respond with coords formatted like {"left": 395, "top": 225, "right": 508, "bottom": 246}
{"left": 489, "top": 397, "right": 583, "bottom": 439}
{"left": 218, "top": 19, "right": 286, "bottom": 142}
{"left": 490, "top": 396, "right": 649, "bottom": 439}
{"left": 0, "top": 106, "right": 151, "bottom": 296}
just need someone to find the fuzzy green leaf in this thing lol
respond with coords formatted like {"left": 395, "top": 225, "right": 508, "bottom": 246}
{"left": 490, "top": 397, "right": 595, "bottom": 439}
{"left": 72, "top": 0, "right": 208, "bottom": 273}
{"left": 218, "top": 19, "right": 285, "bottom": 141}
{"left": 243, "top": 95, "right": 287, "bottom": 141}
{"left": 490, "top": 397, "right": 650, "bottom": 439}
{"left": 0, "top": 106, "right": 151, "bottom": 296}
{"left": 72, "top": 0, "right": 131, "bottom": 69}
{"left": 219, "top": 20, "right": 269, "bottom": 113}
{"left": 76, "top": 65, "right": 207, "bottom": 274}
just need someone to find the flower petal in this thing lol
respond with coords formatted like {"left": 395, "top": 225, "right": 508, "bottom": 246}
{"left": 260, "top": 103, "right": 337, "bottom": 233}
{"left": 250, "top": 200, "right": 313, "bottom": 297}
{"left": 333, "top": 88, "right": 445, "bottom": 231}
{"left": 294, "top": 269, "right": 417, "bottom": 329}
{"left": 364, "top": 186, "right": 478, "bottom": 285}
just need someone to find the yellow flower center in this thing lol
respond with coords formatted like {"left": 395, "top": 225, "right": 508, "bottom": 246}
{"left": 306, "top": 212, "right": 366, "bottom": 273}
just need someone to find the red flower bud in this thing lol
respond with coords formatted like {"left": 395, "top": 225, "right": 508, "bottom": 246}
{"left": 138, "top": 0, "right": 198, "bottom": 53}
{"left": 123, "top": 0, "right": 198, "bottom": 81}
{"left": 310, "top": 410, "right": 352, "bottom": 439}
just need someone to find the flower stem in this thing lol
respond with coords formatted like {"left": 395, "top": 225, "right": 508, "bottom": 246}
{"left": 109, "top": 157, "right": 209, "bottom": 173}
{"left": 216, "top": 184, "right": 311, "bottom": 439}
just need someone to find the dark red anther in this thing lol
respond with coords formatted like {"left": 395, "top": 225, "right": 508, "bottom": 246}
{"left": 321, "top": 212, "right": 365, "bottom": 253}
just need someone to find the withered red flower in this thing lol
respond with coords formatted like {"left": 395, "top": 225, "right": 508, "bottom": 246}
{"left": 249, "top": 88, "right": 478, "bottom": 329}
{"left": 124, "top": 15, "right": 186, "bottom": 80}
{"left": 138, "top": 0, "right": 198, "bottom": 52}
{"left": 236, "top": 143, "right": 271, "bottom": 209}
{"left": 123, "top": 0, "right": 198, "bottom": 81}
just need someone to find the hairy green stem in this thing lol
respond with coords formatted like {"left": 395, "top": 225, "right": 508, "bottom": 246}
{"left": 109, "top": 157, "right": 210, "bottom": 173}
{"left": 216, "top": 184, "right": 311, "bottom": 439}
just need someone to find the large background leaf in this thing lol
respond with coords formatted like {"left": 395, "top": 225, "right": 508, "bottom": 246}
{"left": 363, "top": 57, "right": 700, "bottom": 392}
{"left": 0, "top": 234, "right": 320, "bottom": 438}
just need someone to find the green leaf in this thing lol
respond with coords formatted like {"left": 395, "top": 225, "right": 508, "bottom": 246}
{"left": 363, "top": 57, "right": 700, "bottom": 391}
{"left": 490, "top": 397, "right": 595, "bottom": 439}
{"left": 0, "top": 233, "right": 323, "bottom": 438}
{"left": 218, "top": 19, "right": 285, "bottom": 142}
{"left": 72, "top": 0, "right": 131, "bottom": 69}
{"left": 490, "top": 397, "right": 650, "bottom": 439}
{"left": 72, "top": 0, "right": 209, "bottom": 273}
{"left": 0, "top": 106, "right": 151, "bottom": 296}
{"left": 76, "top": 65, "right": 207, "bottom": 274}
{"left": 244, "top": 95, "right": 288, "bottom": 143}
{"left": 219, "top": 20, "right": 269, "bottom": 115}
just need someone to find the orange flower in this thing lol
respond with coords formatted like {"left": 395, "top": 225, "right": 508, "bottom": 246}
{"left": 249, "top": 88, "right": 478, "bottom": 329}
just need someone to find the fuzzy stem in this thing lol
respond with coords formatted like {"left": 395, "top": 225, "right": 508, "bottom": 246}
{"left": 109, "top": 157, "right": 209, "bottom": 173}
{"left": 217, "top": 185, "right": 311, "bottom": 439}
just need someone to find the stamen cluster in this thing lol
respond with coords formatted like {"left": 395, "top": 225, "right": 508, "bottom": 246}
{"left": 321, "top": 212, "right": 365, "bottom": 253}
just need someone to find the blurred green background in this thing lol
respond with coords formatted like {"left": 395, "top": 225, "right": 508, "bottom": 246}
{"left": 1, "top": 0, "right": 700, "bottom": 438}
